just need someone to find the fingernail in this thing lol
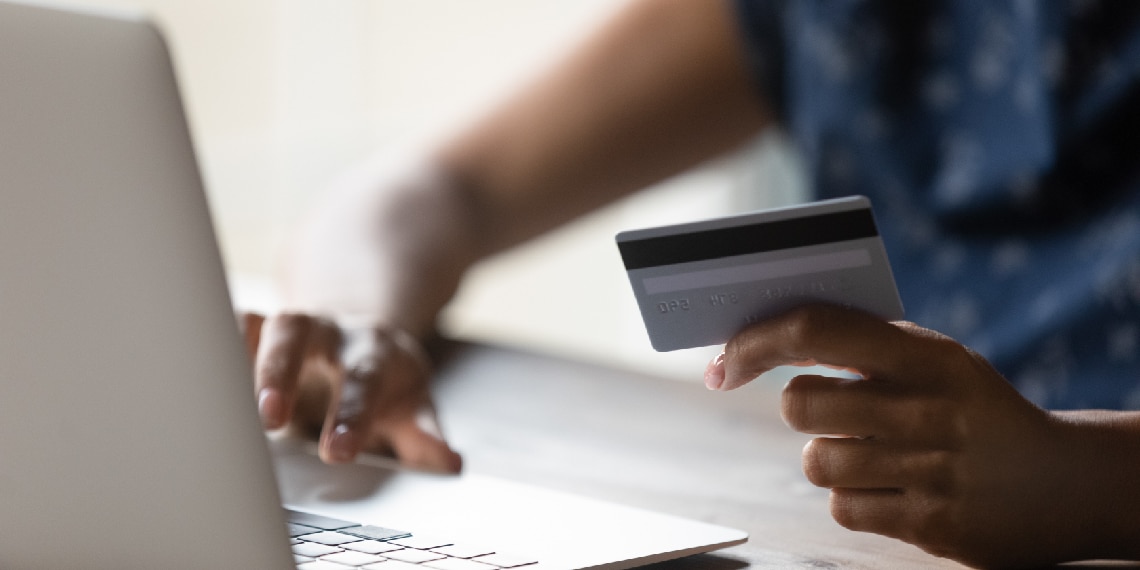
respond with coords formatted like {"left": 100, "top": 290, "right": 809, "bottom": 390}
{"left": 704, "top": 352, "right": 726, "bottom": 390}
{"left": 328, "top": 424, "right": 358, "bottom": 463}
{"left": 258, "top": 388, "right": 283, "bottom": 429}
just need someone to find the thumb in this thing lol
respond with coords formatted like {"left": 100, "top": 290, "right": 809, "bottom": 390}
{"left": 237, "top": 312, "right": 265, "bottom": 362}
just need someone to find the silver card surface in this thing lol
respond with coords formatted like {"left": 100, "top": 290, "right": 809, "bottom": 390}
{"left": 616, "top": 196, "right": 904, "bottom": 351}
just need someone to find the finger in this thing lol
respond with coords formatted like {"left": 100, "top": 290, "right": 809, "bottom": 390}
{"left": 319, "top": 329, "right": 396, "bottom": 464}
{"left": 318, "top": 363, "right": 372, "bottom": 463}
{"left": 254, "top": 313, "right": 315, "bottom": 430}
{"left": 720, "top": 304, "right": 931, "bottom": 390}
{"left": 781, "top": 374, "right": 957, "bottom": 444}
{"left": 386, "top": 406, "right": 463, "bottom": 474}
{"left": 802, "top": 437, "right": 955, "bottom": 492}
{"left": 828, "top": 487, "right": 913, "bottom": 541}
{"left": 237, "top": 312, "right": 264, "bottom": 362}
{"left": 781, "top": 374, "right": 889, "bottom": 436}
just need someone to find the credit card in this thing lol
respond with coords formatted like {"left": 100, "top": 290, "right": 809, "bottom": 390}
{"left": 616, "top": 196, "right": 904, "bottom": 351}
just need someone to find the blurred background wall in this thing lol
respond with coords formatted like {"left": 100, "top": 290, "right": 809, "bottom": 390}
{"left": 65, "top": 0, "right": 808, "bottom": 379}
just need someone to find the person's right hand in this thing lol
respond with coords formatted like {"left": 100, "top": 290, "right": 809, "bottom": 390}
{"left": 257, "top": 160, "right": 482, "bottom": 473}
{"left": 239, "top": 311, "right": 462, "bottom": 473}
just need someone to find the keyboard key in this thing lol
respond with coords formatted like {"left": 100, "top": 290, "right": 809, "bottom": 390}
{"left": 343, "top": 524, "right": 412, "bottom": 542}
{"left": 287, "top": 509, "right": 361, "bottom": 531}
{"left": 424, "top": 558, "right": 498, "bottom": 570}
{"left": 321, "top": 550, "right": 386, "bottom": 566}
{"left": 342, "top": 540, "right": 405, "bottom": 555}
{"left": 432, "top": 544, "right": 495, "bottom": 559}
{"left": 290, "top": 523, "right": 321, "bottom": 537}
{"left": 383, "top": 548, "right": 447, "bottom": 563}
{"left": 390, "top": 535, "right": 453, "bottom": 550}
{"left": 471, "top": 553, "right": 539, "bottom": 568}
{"left": 363, "top": 562, "right": 423, "bottom": 570}
{"left": 298, "top": 561, "right": 354, "bottom": 570}
{"left": 293, "top": 542, "right": 344, "bottom": 558}
{"left": 302, "top": 531, "right": 364, "bottom": 546}
{"left": 295, "top": 554, "right": 315, "bottom": 564}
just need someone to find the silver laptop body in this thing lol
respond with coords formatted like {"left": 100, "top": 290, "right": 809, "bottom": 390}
{"left": 0, "top": 2, "right": 293, "bottom": 567}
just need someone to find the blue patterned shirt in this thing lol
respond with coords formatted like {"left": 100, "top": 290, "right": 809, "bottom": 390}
{"left": 734, "top": 0, "right": 1140, "bottom": 409}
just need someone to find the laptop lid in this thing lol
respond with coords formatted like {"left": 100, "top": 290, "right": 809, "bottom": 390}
{"left": 0, "top": 2, "right": 293, "bottom": 568}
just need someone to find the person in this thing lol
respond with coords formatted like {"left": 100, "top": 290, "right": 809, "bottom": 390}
{"left": 241, "top": 0, "right": 1140, "bottom": 566}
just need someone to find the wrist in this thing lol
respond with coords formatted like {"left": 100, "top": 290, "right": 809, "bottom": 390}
{"left": 279, "top": 158, "right": 483, "bottom": 339}
{"left": 1050, "top": 410, "right": 1140, "bottom": 560}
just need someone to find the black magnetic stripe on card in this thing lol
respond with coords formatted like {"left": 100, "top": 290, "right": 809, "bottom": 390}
{"left": 617, "top": 208, "right": 879, "bottom": 270}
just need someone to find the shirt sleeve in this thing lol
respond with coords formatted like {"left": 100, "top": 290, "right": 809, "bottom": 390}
{"left": 731, "top": 0, "right": 788, "bottom": 120}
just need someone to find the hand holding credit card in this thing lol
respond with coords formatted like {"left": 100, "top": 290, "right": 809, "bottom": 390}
{"left": 616, "top": 196, "right": 904, "bottom": 351}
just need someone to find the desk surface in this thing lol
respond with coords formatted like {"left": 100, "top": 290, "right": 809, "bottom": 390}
{"left": 430, "top": 343, "right": 961, "bottom": 569}
{"left": 431, "top": 343, "right": 1140, "bottom": 570}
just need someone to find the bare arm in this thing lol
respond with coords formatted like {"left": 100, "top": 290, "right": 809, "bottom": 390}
{"left": 283, "top": 0, "right": 770, "bottom": 337}
{"left": 437, "top": 0, "right": 773, "bottom": 254}
{"left": 259, "top": 0, "right": 773, "bottom": 468}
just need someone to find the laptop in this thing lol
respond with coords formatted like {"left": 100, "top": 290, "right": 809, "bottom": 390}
{"left": 0, "top": 1, "right": 747, "bottom": 569}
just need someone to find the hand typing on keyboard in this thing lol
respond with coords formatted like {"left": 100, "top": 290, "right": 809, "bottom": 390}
{"left": 240, "top": 312, "right": 462, "bottom": 473}
{"left": 235, "top": 162, "right": 477, "bottom": 473}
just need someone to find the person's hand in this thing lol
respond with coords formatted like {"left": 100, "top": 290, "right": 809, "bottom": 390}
{"left": 252, "top": 161, "right": 476, "bottom": 473}
{"left": 703, "top": 304, "right": 1135, "bottom": 568}
{"left": 238, "top": 311, "right": 462, "bottom": 473}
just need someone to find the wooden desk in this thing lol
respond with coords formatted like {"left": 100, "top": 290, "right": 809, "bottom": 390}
{"left": 431, "top": 343, "right": 1140, "bottom": 569}
{"left": 429, "top": 343, "right": 959, "bottom": 569}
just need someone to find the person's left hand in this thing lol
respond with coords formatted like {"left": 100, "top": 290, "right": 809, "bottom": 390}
{"left": 703, "top": 304, "right": 1110, "bottom": 568}
{"left": 238, "top": 311, "right": 462, "bottom": 473}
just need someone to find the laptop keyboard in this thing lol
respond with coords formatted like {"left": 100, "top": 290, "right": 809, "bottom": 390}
{"left": 288, "top": 508, "right": 540, "bottom": 570}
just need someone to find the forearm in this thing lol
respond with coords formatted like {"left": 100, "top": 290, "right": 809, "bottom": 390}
{"left": 282, "top": 0, "right": 772, "bottom": 336}
{"left": 1051, "top": 409, "right": 1140, "bottom": 559}
{"left": 436, "top": 0, "right": 772, "bottom": 256}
